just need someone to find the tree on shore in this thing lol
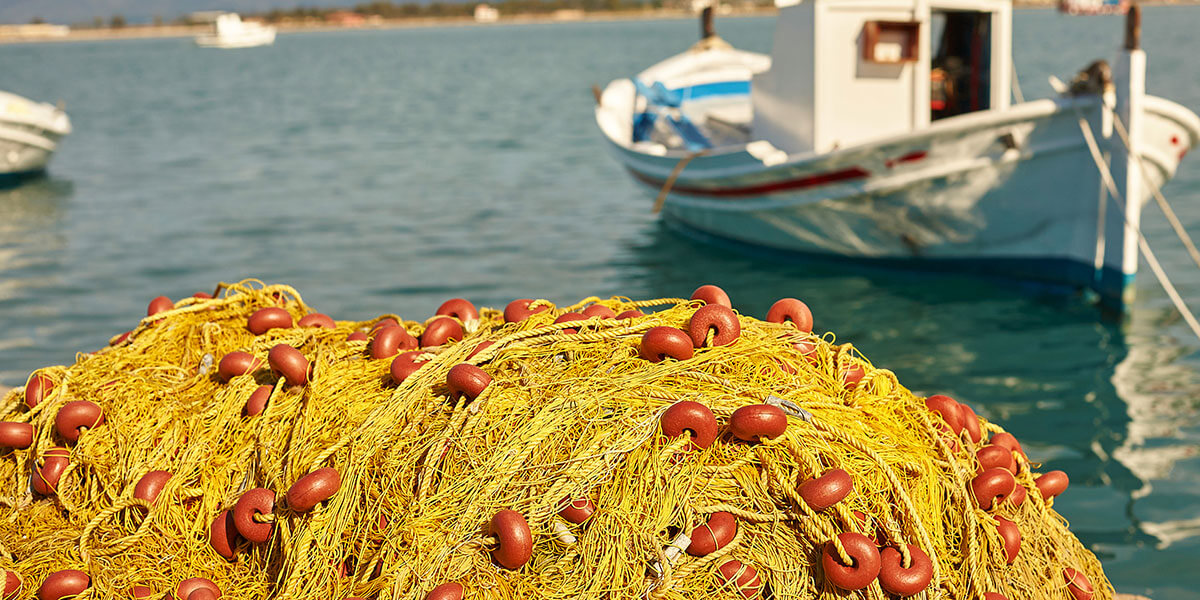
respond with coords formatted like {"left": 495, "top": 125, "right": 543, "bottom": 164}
{"left": 110, "top": 14, "right": 126, "bottom": 28}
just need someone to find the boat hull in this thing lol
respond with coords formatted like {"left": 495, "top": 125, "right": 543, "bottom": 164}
{"left": 0, "top": 92, "right": 70, "bottom": 180}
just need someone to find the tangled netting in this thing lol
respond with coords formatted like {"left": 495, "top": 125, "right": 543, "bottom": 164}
{"left": 0, "top": 281, "right": 1111, "bottom": 600}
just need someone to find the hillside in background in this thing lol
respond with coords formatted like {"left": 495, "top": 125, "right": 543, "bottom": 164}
{"left": 0, "top": 1, "right": 319, "bottom": 24}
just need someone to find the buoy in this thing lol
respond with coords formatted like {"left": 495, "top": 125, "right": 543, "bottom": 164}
{"left": 268, "top": 344, "right": 309, "bottom": 386}
{"left": 247, "top": 307, "right": 293, "bottom": 335}
{"left": 686, "top": 512, "right": 737, "bottom": 556}
{"left": 660, "top": 401, "right": 718, "bottom": 450}
{"left": 640, "top": 327, "right": 694, "bottom": 362}
{"left": 822, "top": 532, "right": 881, "bottom": 590}
{"left": 878, "top": 545, "right": 933, "bottom": 595}
{"left": 688, "top": 304, "right": 741, "bottom": 347}
{"left": 728, "top": 404, "right": 787, "bottom": 442}
{"left": 690, "top": 284, "right": 732, "bottom": 308}
{"left": 297, "top": 313, "right": 335, "bottom": 328}
{"left": 233, "top": 488, "right": 275, "bottom": 543}
{"left": 766, "top": 297, "right": 813, "bottom": 333}
{"left": 490, "top": 510, "right": 533, "bottom": 570}
{"left": 287, "top": 468, "right": 341, "bottom": 512}
{"left": 799, "top": 469, "right": 853, "bottom": 511}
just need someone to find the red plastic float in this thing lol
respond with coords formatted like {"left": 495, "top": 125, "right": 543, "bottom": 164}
{"left": 971, "top": 468, "right": 1016, "bottom": 510}
{"left": 878, "top": 544, "right": 933, "bottom": 596}
{"left": 688, "top": 304, "right": 741, "bottom": 347}
{"left": 245, "top": 385, "right": 272, "bottom": 417}
{"left": 216, "top": 351, "right": 261, "bottom": 381}
{"left": 37, "top": 570, "right": 89, "bottom": 600}
{"left": 489, "top": 510, "right": 533, "bottom": 570}
{"left": 390, "top": 352, "right": 429, "bottom": 384}
{"left": 686, "top": 511, "right": 737, "bottom": 556}
{"left": 799, "top": 469, "right": 853, "bottom": 511}
{"left": 346, "top": 331, "right": 367, "bottom": 342}
{"left": 1036, "top": 471, "right": 1069, "bottom": 501}
{"left": 558, "top": 497, "right": 595, "bottom": 524}
{"left": 766, "top": 298, "right": 813, "bottom": 333}
{"left": 582, "top": 304, "right": 616, "bottom": 319}
{"left": 134, "top": 470, "right": 172, "bottom": 504}
{"left": 639, "top": 327, "right": 694, "bottom": 362}
{"left": 173, "top": 578, "right": 220, "bottom": 600}
{"left": 32, "top": 447, "right": 70, "bottom": 495}
{"left": 728, "top": 404, "right": 787, "bottom": 442}
{"left": 371, "top": 325, "right": 418, "bottom": 359}
{"left": 977, "top": 445, "right": 1016, "bottom": 474}
{"left": 436, "top": 298, "right": 479, "bottom": 323}
{"left": 996, "top": 517, "right": 1020, "bottom": 564}
{"left": 447, "top": 364, "right": 492, "bottom": 402}
{"left": 925, "top": 395, "right": 963, "bottom": 433}
{"left": 468, "top": 340, "right": 494, "bottom": 359}
{"left": 821, "top": 532, "right": 881, "bottom": 591}
{"left": 1065, "top": 568, "right": 1093, "bottom": 600}
{"left": 984, "top": 594, "right": 1010, "bottom": 600}
{"left": 268, "top": 344, "right": 309, "bottom": 386}
{"left": 233, "top": 488, "right": 275, "bottom": 543}
{"left": 421, "top": 316, "right": 465, "bottom": 347}
{"left": 24, "top": 374, "right": 53, "bottom": 408}
{"left": 187, "top": 590, "right": 219, "bottom": 600}
{"left": 147, "top": 296, "right": 174, "bottom": 317}
{"left": 504, "top": 299, "right": 551, "bottom": 323}
{"left": 717, "top": 560, "right": 763, "bottom": 599}
{"left": 3, "top": 571, "right": 20, "bottom": 600}
{"left": 840, "top": 363, "right": 865, "bottom": 390}
{"left": 659, "top": 401, "right": 718, "bottom": 450}
{"left": 131, "top": 585, "right": 153, "bottom": 599}
{"left": 990, "top": 432, "right": 1025, "bottom": 457}
{"left": 616, "top": 309, "right": 644, "bottom": 319}
{"left": 852, "top": 510, "right": 886, "bottom": 546}
{"left": 425, "top": 582, "right": 464, "bottom": 600}
{"left": 208, "top": 510, "right": 240, "bottom": 560}
{"left": 55, "top": 401, "right": 104, "bottom": 442}
{"left": 371, "top": 318, "right": 400, "bottom": 331}
{"left": 690, "top": 284, "right": 732, "bottom": 308}
{"left": 553, "top": 312, "right": 588, "bottom": 334}
{"left": 297, "top": 313, "right": 335, "bottom": 328}
{"left": 1010, "top": 484, "right": 1028, "bottom": 506}
{"left": 287, "top": 467, "right": 341, "bottom": 512}
{"left": 246, "top": 307, "right": 293, "bottom": 335}
{"left": 0, "top": 422, "right": 33, "bottom": 449}
{"left": 959, "top": 403, "right": 983, "bottom": 443}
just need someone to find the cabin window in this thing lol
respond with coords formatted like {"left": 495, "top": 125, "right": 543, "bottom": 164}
{"left": 930, "top": 10, "right": 991, "bottom": 120}
{"left": 862, "top": 21, "right": 920, "bottom": 64}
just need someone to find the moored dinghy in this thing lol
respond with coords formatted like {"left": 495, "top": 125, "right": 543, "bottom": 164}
{"left": 594, "top": 0, "right": 1200, "bottom": 308}
{"left": 0, "top": 91, "right": 71, "bottom": 184}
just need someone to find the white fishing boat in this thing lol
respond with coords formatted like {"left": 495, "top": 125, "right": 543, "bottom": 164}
{"left": 594, "top": 0, "right": 1200, "bottom": 308}
{"left": 0, "top": 90, "right": 71, "bottom": 184}
{"left": 195, "top": 13, "right": 276, "bottom": 49}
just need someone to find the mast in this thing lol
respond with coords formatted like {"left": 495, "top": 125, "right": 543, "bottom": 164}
{"left": 1107, "top": 2, "right": 1145, "bottom": 306}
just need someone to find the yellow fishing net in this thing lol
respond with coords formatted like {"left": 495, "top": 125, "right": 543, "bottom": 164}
{"left": 0, "top": 280, "right": 1111, "bottom": 600}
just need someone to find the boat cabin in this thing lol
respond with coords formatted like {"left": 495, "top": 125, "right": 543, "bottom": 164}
{"left": 752, "top": 0, "right": 1012, "bottom": 154}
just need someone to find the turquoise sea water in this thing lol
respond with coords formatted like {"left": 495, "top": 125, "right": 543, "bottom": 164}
{"left": 3, "top": 8, "right": 1200, "bottom": 597}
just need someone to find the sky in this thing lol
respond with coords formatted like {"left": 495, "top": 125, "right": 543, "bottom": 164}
{"left": 0, "top": 1, "right": 351, "bottom": 25}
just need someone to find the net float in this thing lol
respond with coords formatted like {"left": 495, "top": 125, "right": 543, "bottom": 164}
{"left": 246, "top": 307, "right": 293, "bottom": 335}
{"left": 192, "top": 291, "right": 213, "bottom": 299}
{"left": 690, "top": 284, "right": 732, "bottom": 308}
{"left": 55, "top": 401, "right": 104, "bottom": 442}
{"left": 794, "top": 338, "right": 818, "bottom": 364}
{"left": 390, "top": 352, "right": 429, "bottom": 385}
{"left": 297, "top": 313, "right": 335, "bottom": 328}
{"left": 216, "top": 351, "right": 261, "bottom": 381}
{"left": 971, "top": 468, "right": 1016, "bottom": 510}
{"left": 0, "top": 422, "right": 33, "bottom": 450}
{"left": 616, "top": 309, "right": 644, "bottom": 319}
{"left": 425, "top": 582, "right": 464, "bottom": 600}
{"left": 1065, "top": 568, "right": 1093, "bottom": 600}
{"left": 1036, "top": 471, "right": 1069, "bottom": 501}
{"left": 147, "top": 296, "right": 174, "bottom": 317}
{"left": 553, "top": 312, "right": 588, "bottom": 334}
{"left": 660, "top": 401, "right": 718, "bottom": 450}
{"left": 799, "top": 468, "right": 853, "bottom": 511}
{"left": 717, "top": 560, "right": 762, "bottom": 599}
{"left": 112, "top": 331, "right": 132, "bottom": 346}
{"left": 925, "top": 395, "right": 964, "bottom": 433}
{"left": 1010, "top": 484, "right": 1028, "bottom": 507}
{"left": 840, "top": 363, "right": 865, "bottom": 390}
{"left": 821, "top": 532, "right": 881, "bottom": 590}
{"left": 32, "top": 447, "right": 70, "bottom": 495}
{"left": 173, "top": 578, "right": 220, "bottom": 600}
{"left": 766, "top": 298, "right": 813, "bottom": 334}
{"left": 37, "top": 569, "right": 89, "bottom": 600}
{"left": 131, "top": 584, "right": 153, "bottom": 599}
{"left": 489, "top": 510, "right": 533, "bottom": 570}
{"left": 640, "top": 327, "right": 694, "bottom": 362}
{"left": 268, "top": 344, "right": 309, "bottom": 386}
{"left": 468, "top": 341, "right": 494, "bottom": 359}
{"left": 245, "top": 385, "right": 272, "bottom": 417}
{"left": 878, "top": 544, "right": 932, "bottom": 596}
{"left": 187, "top": 590, "right": 219, "bottom": 600}
{"left": 208, "top": 510, "right": 240, "bottom": 560}
{"left": 729, "top": 404, "right": 788, "bottom": 442}
{"left": 688, "top": 304, "right": 741, "bottom": 347}
{"left": 24, "top": 373, "right": 53, "bottom": 408}
{"left": 371, "top": 318, "right": 400, "bottom": 332}
{"left": 504, "top": 299, "right": 551, "bottom": 323}
{"left": 346, "top": 331, "right": 367, "bottom": 342}
{"left": 134, "top": 470, "right": 172, "bottom": 504}
{"left": 371, "top": 325, "right": 418, "bottom": 359}
{"left": 421, "top": 316, "right": 464, "bottom": 347}
{"left": 558, "top": 497, "right": 595, "bottom": 524}
{"left": 977, "top": 445, "right": 1016, "bottom": 474}
{"left": 985, "top": 594, "right": 1010, "bottom": 600}
{"left": 989, "top": 432, "right": 1025, "bottom": 458}
{"left": 287, "top": 467, "right": 341, "bottom": 512}
{"left": 4, "top": 571, "right": 21, "bottom": 600}
{"left": 447, "top": 364, "right": 491, "bottom": 402}
{"left": 582, "top": 304, "right": 616, "bottom": 319}
{"left": 233, "top": 488, "right": 275, "bottom": 543}
{"left": 852, "top": 510, "right": 886, "bottom": 546}
{"left": 687, "top": 511, "right": 737, "bottom": 556}
{"left": 959, "top": 403, "right": 983, "bottom": 443}
{"left": 996, "top": 517, "right": 1021, "bottom": 564}
{"left": 436, "top": 299, "right": 479, "bottom": 323}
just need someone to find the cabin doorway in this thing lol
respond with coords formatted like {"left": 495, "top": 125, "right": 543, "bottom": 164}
{"left": 930, "top": 10, "right": 991, "bottom": 121}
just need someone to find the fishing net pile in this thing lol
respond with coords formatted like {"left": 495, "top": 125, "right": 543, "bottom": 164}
{"left": 0, "top": 281, "right": 1111, "bottom": 600}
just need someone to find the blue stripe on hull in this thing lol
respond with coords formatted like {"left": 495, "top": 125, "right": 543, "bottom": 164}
{"left": 0, "top": 168, "right": 47, "bottom": 188}
{"left": 663, "top": 218, "right": 1134, "bottom": 311}
{"left": 670, "top": 81, "right": 750, "bottom": 100}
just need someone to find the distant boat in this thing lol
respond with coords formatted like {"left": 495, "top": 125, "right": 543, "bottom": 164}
{"left": 195, "top": 13, "right": 276, "bottom": 49}
{"left": 0, "top": 90, "right": 71, "bottom": 184}
{"left": 594, "top": 0, "right": 1200, "bottom": 309}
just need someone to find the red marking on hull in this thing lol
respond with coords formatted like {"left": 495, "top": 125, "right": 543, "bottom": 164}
{"left": 630, "top": 166, "right": 870, "bottom": 198}
{"left": 885, "top": 150, "right": 927, "bottom": 168}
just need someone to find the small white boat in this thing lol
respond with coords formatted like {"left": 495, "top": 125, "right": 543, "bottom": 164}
{"left": 595, "top": 0, "right": 1200, "bottom": 308}
{"left": 195, "top": 13, "right": 276, "bottom": 49}
{"left": 0, "top": 90, "right": 71, "bottom": 184}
